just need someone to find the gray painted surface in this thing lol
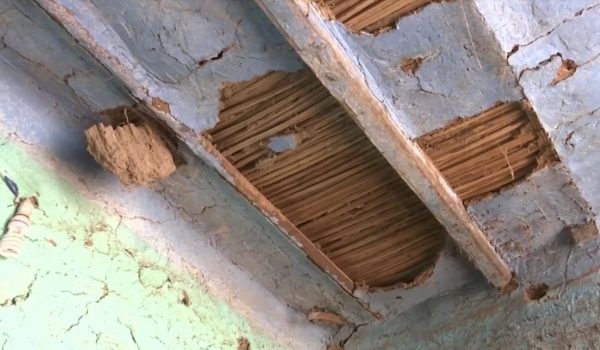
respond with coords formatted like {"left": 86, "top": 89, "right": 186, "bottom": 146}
{"left": 363, "top": 242, "right": 479, "bottom": 318}
{"left": 343, "top": 1, "right": 522, "bottom": 137}
{"left": 337, "top": 1, "right": 600, "bottom": 347}
{"left": 88, "top": 0, "right": 304, "bottom": 132}
{"left": 4, "top": 0, "right": 600, "bottom": 347}
{"left": 33, "top": 0, "right": 486, "bottom": 320}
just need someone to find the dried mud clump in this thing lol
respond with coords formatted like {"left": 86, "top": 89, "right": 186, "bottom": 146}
{"left": 85, "top": 122, "right": 176, "bottom": 185}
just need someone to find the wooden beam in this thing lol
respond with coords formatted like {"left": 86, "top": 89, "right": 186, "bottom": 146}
{"left": 253, "top": 0, "right": 512, "bottom": 287}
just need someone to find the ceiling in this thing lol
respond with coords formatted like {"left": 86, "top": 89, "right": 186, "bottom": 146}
{"left": 23, "top": 0, "right": 600, "bottom": 324}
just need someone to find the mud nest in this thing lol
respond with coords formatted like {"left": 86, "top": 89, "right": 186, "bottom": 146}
{"left": 85, "top": 122, "right": 176, "bottom": 185}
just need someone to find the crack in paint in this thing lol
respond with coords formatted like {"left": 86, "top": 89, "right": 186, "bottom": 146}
{"left": 508, "top": 3, "right": 600, "bottom": 58}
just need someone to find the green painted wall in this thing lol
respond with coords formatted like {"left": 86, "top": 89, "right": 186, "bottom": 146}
{"left": 0, "top": 138, "right": 286, "bottom": 350}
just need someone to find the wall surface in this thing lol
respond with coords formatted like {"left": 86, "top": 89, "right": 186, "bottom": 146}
{"left": 3, "top": 0, "right": 600, "bottom": 348}
{"left": 0, "top": 0, "right": 370, "bottom": 348}
{"left": 0, "top": 139, "right": 293, "bottom": 350}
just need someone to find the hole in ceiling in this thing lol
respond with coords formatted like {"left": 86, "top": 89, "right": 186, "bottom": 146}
{"left": 524, "top": 283, "right": 549, "bottom": 301}
{"left": 204, "top": 70, "right": 447, "bottom": 289}
{"left": 418, "top": 101, "right": 558, "bottom": 202}
{"left": 316, "top": 0, "right": 435, "bottom": 34}
{"left": 267, "top": 133, "right": 302, "bottom": 153}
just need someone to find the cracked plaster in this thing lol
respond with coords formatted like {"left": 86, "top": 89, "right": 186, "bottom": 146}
{"left": 3, "top": 0, "right": 600, "bottom": 347}
{"left": 335, "top": 2, "right": 600, "bottom": 346}
{"left": 345, "top": 269, "right": 600, "bottom": 349}
{"left": 1, "top": 0, "right": 371, "bottom": 325}
{"left": 87, "top": 0, "right": 304, "bottom": 132}
{"left": 30, "top": 0, "right": 490, "bottom": 320}
{"left": 0, "top": 140, "right": 294, "bottom": 349}
{"left": 340, "top": 1, "right": 522, "bottom": 137}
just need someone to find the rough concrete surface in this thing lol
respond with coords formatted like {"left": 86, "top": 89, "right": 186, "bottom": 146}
{"left": 345, "top": 1, "right": 522, "bottom": 137}
{"left": 345, "top": 271, "right": 600, "bottom": 349}
{"left": 468, "top": 164, "right": 597, "bottom": 285}
{"left": 87, "top": 0, "right": 304, "bottom": 132}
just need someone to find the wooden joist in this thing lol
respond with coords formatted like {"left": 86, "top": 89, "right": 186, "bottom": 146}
{"left": 253, "top": 0, "right": 512, "bottom": 287}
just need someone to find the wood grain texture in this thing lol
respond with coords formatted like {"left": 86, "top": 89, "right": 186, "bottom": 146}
{"left": 419, "top": 101, "right": 557, "bottom": 201}
{"left": 318, "top": 0, "right": 433, "bottom": 33}
{"left": 206, "top": 70, "right": 446, "bottom": 287}
{"left": 253, "top": 0, "right": 512, "bottom": 287}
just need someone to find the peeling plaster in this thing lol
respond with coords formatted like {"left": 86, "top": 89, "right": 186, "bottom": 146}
{"left": 267, "top": 134, "right": 299, "bottom": 153}
{"left": 342, "top": 1, "right": 522, "bottom": 136}
{"left": 475, "top": 0, "right": 600, "bottom": 53}
{"left": 507, "top": 4, "right": 600, "bottom": 75}
{"left": 475, "top": 0, "right": 600, "bottom": 223}
{"left": 344, "top": 271, "right": 600, "bottom": 349}
{"left": 86, "top": 0, "right": 304, "bottom": 132}
{"left": 0, "top": 1, "right": 373, "bottom": 346}
{"left": 11, "top": 1, "right": 600, "bottom": 345}
{"left": 31, "top": 0, "right": 490, "bottom": 320}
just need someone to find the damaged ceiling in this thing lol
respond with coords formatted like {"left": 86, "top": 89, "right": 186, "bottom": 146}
{"left": 5, "top": 0, "right": 600, "bottom": 345}
{"left": 206, "top": 69, "right": 446, "bottom": 288}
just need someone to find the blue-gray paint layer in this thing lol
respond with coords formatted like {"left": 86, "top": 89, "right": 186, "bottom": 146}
{"left": 340, "top": 1, "right": 522, "bottom": 137}
{"left": 88, "top": 0, "right": 304, "bottom": 132}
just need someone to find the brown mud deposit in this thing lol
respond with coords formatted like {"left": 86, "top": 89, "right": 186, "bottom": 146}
{"left": 569, "top": 221, "right": 599, "bottom": 245}
{"left": 206, "top": 70, "right": 445, "bottom": 288}
{"left": 85, "top": 120, "right": 176, "bottom": 185}
{"left": 418, "top": 101, "right": 557, "bottom": 202}
{"left": 552, "top": 59, "right": 577, "bottom": 85}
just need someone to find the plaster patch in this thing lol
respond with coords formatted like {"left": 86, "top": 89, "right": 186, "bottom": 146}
{"left": 267, "top": 134, "right": 299, "bottom": 153}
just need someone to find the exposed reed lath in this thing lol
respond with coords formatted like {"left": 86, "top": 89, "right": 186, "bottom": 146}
{"left": 318, "top": 0, "right": 433, "bottom": 33}
{"left": 418, "top": 101, "right": 556, "bottom": 201}
{"left": 205, "top": 70, "right": 446, "bottom": 288}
